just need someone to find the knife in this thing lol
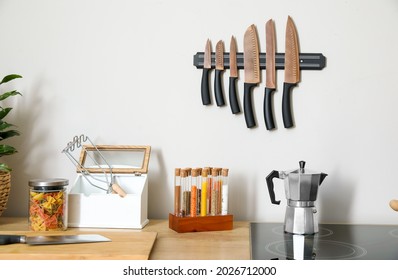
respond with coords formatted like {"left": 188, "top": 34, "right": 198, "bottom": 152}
{"left": 214, "top": 40, "right": 225, "bottom": 106}
{"left": 243, "top": 24, "right": 260, "bottom": 128}
{"left": 201, "top": 39, "right": 212, "bottom": 105}
{"left": 0, "top": 234, "right": 111, "bottom": 245}
{"left": 229, "top": 36, "right": 240, "bottom": 114}
{"left": 264, "top": 19, "right": 277, "bottom": 130}
{"left": 282, "top": 16, "right": 300, "bottom": 128}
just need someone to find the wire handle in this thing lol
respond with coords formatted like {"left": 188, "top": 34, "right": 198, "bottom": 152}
{"left": 62, "top": 134, "right": 126, "bottom": 197}
{"left": 62, "top": 134, "right": 88, "bottom": 153}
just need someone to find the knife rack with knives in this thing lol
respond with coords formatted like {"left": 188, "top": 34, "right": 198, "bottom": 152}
{"left": 194, "top": 16, "right": 326, "bottom": 130}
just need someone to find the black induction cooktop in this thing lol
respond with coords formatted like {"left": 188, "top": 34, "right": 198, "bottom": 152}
{"left": 250, "top": 223, "right": 398, "bottom": 260}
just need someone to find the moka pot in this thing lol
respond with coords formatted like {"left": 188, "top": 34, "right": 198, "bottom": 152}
{"left": 266, "top": 161, "right": 327, "bottom": 235}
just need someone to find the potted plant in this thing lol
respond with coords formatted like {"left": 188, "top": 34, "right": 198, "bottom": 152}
{"left": 0, "top": 74, "right": 22, "bottom": 216}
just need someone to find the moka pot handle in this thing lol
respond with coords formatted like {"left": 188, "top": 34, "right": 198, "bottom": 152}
{"left": 266, "top": 170, "right": 281, "bottom": 205}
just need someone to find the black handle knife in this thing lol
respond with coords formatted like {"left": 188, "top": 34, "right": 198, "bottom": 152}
{"left": 0, "top": 234, "right": 111, "bottom": 245}
{"left": 282, "top": 82, "right": 296, "bottom": 128}
{"left": 214, "top": 69, "right": 225, "bottom": 106}
{"left": 201, "top": 68, "right": 211, "bottom": 105}
{"left": 229, "top": 36, "right": 240, "bottom": 114}
{"left": 229, "top": 77, "right": 240, "bottom": 114}
{"left": 264, "top": 19, "right": 277, "bottom": 130}
{"left": 0, "top": 235, "right": 24, "bottom": 245}
{"left": 201, "top": 39, "right": 212, "bottom": 105}
{"left": 243, "top": 25, "right": 260, "bottom": 129}
{"left": 264, "top": 88, "right": 276, "bottom": 130}
{"left": 283, "top": 16, "right": 300, "bottom": 128}
{"left": 244, "top": 83, "right": 256, "bottom": 128}
{"left": 214, "top": 40, "right": 225, "bottom": 107}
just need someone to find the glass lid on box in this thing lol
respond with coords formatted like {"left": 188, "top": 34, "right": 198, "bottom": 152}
{"left": 79, "top": 145, "right": 151, "bottom": 174}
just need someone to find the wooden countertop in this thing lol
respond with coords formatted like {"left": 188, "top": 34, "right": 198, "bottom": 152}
{"left": 0, "top": 217, "right": 250, "bottom": 260}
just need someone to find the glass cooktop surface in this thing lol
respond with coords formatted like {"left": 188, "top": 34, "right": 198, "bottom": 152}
{"left": 250, "top": 223, "right": 398, "bottom": 260}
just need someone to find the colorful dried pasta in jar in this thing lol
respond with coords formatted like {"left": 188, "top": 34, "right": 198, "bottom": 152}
{"left": 28, "top": 178, "right": 68, "bottom": 231}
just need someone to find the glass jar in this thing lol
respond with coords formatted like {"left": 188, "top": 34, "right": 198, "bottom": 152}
{"left": 28, "top": 178, "right": 68, "bottom": 231}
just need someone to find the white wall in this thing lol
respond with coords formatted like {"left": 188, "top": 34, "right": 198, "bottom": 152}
{"left": 1, "top": 0, "right": 398, "bottom": 224}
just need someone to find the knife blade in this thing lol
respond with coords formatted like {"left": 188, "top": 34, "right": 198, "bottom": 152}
{"left": 0, "top": 234, "right": 111, "bottom": 245}
{"left": 264, "top": 19, "right": 277, "bottom": 130}
{"left": 243, "top": 24, "right": 260, "bottom": 128}
{"left": 201, "top": 39, "right": 212, "bottom": 105}
{"left": 214, "top": 40, "right": 225, "bottom": 106}
{"left": 229, "top": 36, "right": 240, "bottom": 114}
{"left": 282, "top": 16, "right": 300, "bottom": 128}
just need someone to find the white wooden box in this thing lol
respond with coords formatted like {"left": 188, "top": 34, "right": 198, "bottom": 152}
{"left": 67, "top": 145, "right": 151, "bottom": 229}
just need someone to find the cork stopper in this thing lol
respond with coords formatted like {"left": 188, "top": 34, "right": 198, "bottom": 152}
{"left": 201, "top": 168, "right": 208, "bottom": 177}
{"left": 175, "top": 168, "right": 181, "bottom": 176}
{"left": 212, "top": 167, "right": 219, "bottom": 177}
{"left": 222, "top": 168, "right": 229, "bottom": 177}
{"left": 185, "top": 167, "right": 192, "bottom": 176}
{"left": 191, "top": 168, "right": 199, "bottom": 177}
{"left": 181, "top": 169, "right": 187, "bottom": 178}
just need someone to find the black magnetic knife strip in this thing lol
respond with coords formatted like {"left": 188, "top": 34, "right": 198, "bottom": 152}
{"left": 193, "top": 52, "right": 326, "bottom": 70}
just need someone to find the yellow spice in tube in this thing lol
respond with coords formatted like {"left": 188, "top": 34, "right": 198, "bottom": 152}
{"left": 200, "top": 168, "right": 208, "bottom": 216}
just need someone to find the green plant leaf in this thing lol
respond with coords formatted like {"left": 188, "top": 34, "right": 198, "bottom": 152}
{"left": 0, "top": 108, "right": 12, "bottom": 120}
{"left": 0, "top": 90, "right": 22, "bottom": 101}
{"left": 0, "top": 74, "right": 22, "bottom": 164}
{"left": 0, "top": 74, "right": 22, "bottom": 85}
{"left": 0, "top": 130, "right": 20, "bottom": 140}
{"left": 0, "top": 163, "right": 11, "bottom": 172}
{"left": 0, "top": 121, "right": 14, "bottom": 131}
{"left": 0, "top": 144, "right": 17, "bottom": 157}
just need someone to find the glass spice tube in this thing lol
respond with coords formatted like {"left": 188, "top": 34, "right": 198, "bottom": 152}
{"left": 221, "top": 168, "right": 229, "bottom": 215}
{"left": 206, "top": 168, "right": 212, "bottom": 215}
{"left": 216, "top": 168, "right": 222, "bottom": 215}
{"left": 181, "top": 169, "right": 190, "bottom": 217}
{"left": 200, "top": 168, "right": 208, "bottom": 216}
{"left": 185, "top": 168, "right": 192, "bottom": 216}
{"left": 190, "top": 168, "right": 198, "bottom": 217}
{"left": 207, "top": 167, "right": 213, "bottom": 215}
{"left": 186, "top": 167, "right": 192, "bottom": 190}
{"left": 174, "top": 168, "right": 181, "bottom": 216}
{"left": 28, "top": 178, "right": 69, "bottom": 231}
{"left": 210, "top": 168, "right": 218, "bottom": 215}
{"left": 196, "top": 168, "right": 202, "bottom": 215}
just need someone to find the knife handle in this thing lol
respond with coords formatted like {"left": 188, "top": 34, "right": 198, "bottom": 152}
{"left": 264, "top": 88, "right": 276, "bottom": 130}
{"left": 282, "top": 82, "right": 297, "bottom": 128}
{"left": 243, "top": 83, "right": 257, "bottom": 128}
{"left": 201, "top": 68, "right": 211, "bottom": 105}
{"left": 0, "top": 235, "right": 23, "bottom": 245}
{"left": 229, "top": 77, "right": 240, "bottom": 114}
{"left": 214, "top": 70, "right": 225, "bottom": 106}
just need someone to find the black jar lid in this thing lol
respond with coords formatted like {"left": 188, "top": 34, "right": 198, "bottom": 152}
{"left": 29, "top": 178, "right": 69, "bottom": 191}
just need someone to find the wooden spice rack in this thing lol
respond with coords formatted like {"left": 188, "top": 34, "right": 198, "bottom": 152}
{"left": 169, "top": 213, "right": 233, "bottom": 233}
